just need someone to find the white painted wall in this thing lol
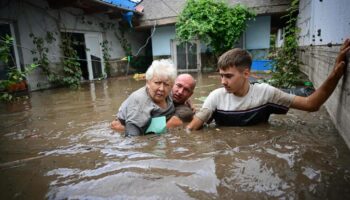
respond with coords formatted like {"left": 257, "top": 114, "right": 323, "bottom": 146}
{"left": 151, "top": 25, "right": 176, "bottom": 56}
{"left": 298, "top": 0, "right": 350, "bottom": 46}
{"left": 0, "top": 0, "right": 147, "bottom": 90}
{"left": 245, "top": 16, "right": 271, "bottom": 49}
{"left": 297, "top": 0, "right": 350, "bottom": 148}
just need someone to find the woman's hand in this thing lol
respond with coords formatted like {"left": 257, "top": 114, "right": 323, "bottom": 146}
{"left": 111, "top": 119, "right": 125, "bottom": 132}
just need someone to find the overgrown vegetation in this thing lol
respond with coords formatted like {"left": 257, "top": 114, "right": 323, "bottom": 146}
{"left": 267, "top": 0, "right": 303, "bottom": 88}
{"left": 176, "top": 0, "right": 255, "bottom": 57}
{"left": 0, "top": 35, "right": 37, "bottom": 102}
{"left": 59, "top": 33, "right": 82, "bottom": 88}
{"left": 30, "top": 32, "right": 82, "bottom": 88}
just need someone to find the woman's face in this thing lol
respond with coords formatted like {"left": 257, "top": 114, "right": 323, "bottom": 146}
{"left": 146, "top": 74, "right": 173, "bottom": 104}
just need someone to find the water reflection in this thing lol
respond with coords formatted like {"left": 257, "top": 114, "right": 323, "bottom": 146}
{"left": 0, "top": 74, "right": 350, "bottom": 199}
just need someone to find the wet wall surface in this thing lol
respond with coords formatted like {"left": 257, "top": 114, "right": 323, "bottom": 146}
{"left": 1, "top": 73, "right": 350, "bottom": 199}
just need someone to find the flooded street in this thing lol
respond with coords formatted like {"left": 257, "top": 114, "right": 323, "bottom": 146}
{"left": 1, "top": 73, "right": 350, "bottom": 199}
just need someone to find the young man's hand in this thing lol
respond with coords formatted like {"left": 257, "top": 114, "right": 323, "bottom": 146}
{"left": 291, "top": 38, "right": 350, "bottom": 112}
{"left": 332, "top": 38, "right": 350, "bottom": 79}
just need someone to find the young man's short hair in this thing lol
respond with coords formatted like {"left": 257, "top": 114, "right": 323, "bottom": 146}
{"left": 217, "top": 48, "right": 252, "bottom": 71}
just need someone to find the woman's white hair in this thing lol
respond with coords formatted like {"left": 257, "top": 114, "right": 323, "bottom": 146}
{"left": 145, "top": 59, "right": 177, "bottom": 82}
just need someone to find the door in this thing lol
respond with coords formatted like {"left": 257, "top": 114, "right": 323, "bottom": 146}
{"left": 171, "top": 40, "right": 201, "bottom": 72}
{"left": 84, "top": 32, "right": 104, "bottom": 80}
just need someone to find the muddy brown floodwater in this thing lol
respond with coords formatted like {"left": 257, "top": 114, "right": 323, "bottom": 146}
{"left": 1, "top": 73, "right": 350, "bottom": 200}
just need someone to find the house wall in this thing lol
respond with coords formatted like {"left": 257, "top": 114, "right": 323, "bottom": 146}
{"left": 297, "top": 0, "right": 350, "bottom": 148}
{"left": 151, "top": 25, "right": 175, "bottom": 57}
{"left": 151, "top": 16, "right": 273, "bottom": 68}
{"left": 0, "top": 0, "right": 147, "bottom": 90}
{"left": 245, "top": 16, "right": 271, "bottom": 59}
{"left": 246, "top": 16, "right": 271, "bottom": 49}
{"left": 298, "top": 0, "right": 349, "bottom": 46}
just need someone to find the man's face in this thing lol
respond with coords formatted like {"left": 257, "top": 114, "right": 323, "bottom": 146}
{"left": 172, "top": 76, "right": 194, "bottom": 104}
{"left": 146, "top": 75, "right": 173, "bottom": 104}
{"left": 219, "top": 66, "right": 249, "bottom": 95}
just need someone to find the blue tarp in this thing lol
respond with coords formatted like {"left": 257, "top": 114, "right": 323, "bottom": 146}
{"left": 101, "top": 0, "right": 141, "bottom": 11}
{"left": 101, "top": 0, "right": 143, "bottom": 27}
{"left": 251, "top": 60, "right": 273, "bottom": 71}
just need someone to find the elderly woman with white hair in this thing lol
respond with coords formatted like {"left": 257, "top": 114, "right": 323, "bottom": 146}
{"left": 111, "top": 59, "right": 179, "bottom": 136}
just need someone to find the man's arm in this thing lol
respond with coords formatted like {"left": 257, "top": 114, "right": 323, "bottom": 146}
{"left": 185, "top": 99, "right": 196, "bottom": 113}
{"left": 291, "top": 38, "right": 350, "bottom": 111}
{"left": 166, "top": 116, "right": 183, "bottom": 128}
{"left": 186, "top": 116, "right": 205, "bottom": 131}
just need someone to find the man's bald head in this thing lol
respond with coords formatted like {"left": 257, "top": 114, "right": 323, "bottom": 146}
{"left": 172, "top": 74, "right": 196, "bottom": 104}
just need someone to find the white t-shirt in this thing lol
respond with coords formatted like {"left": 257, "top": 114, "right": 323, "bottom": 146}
{"left": 195, "top": 83, "right": 295, "bottom": 126}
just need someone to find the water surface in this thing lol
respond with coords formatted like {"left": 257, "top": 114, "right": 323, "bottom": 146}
{"left": 1, "top": 73, "right": 350, "bottom": 199}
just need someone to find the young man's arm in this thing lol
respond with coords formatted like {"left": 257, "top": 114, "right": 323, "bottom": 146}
{"left": 186, "top": 107, "right": 213, "bottom": 131}
{"left": 186, "top": 116, "right": 205, "bottom": 132}
{"left": 290, "top": 38, "right": 350, "bottom": 111}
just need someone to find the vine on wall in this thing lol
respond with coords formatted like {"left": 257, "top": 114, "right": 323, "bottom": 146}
{"left": 28, "top": 12, "right": 136, "bottom": 88}
{"left": 114, "top": 27, "right": 132, "bottom": 57}
{"left": 30, "top": 31, "right": 56, "bottom": 76}
{"left": 30, "top": 31, "right": 82, "bottom": 88}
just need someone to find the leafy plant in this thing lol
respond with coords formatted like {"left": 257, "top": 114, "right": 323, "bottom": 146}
{"left": 176, "top": 0, "right": 255, "bottom": 57}
{"left": 30, "top": 31, "right": 84, "bottom": 89}
{"left": 7, "top": 64, "right": 37, "bottom": 83}
{"left": 267, "top": 0, "right": 303, "bottom": 88}
{"left": 0, "top": 35, "right": 37, "bottom": 102}
{"left": 0, "top": 35, "right": 13, "bottom": 63}
{"left": 59, "top": 33, "right": 82, "bottom": 88}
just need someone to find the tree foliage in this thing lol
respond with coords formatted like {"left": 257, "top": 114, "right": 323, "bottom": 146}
{"left": 176, "top": 0, "right": 255, "bottom": 56}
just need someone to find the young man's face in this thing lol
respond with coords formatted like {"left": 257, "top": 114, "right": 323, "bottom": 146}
{"left": 219, "top": 66, "right": 250, "bottom": 96}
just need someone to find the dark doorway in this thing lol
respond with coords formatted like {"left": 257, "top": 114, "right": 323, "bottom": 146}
{"left": 62, "top": 32, "right": 88, "bottom": 80}
{"left": 0, "top": 23, "right": 17, "bottom": 80}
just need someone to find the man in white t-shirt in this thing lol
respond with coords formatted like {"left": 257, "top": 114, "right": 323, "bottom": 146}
{"left": 187, "top": 38, "right": 350, "bottom": 131}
